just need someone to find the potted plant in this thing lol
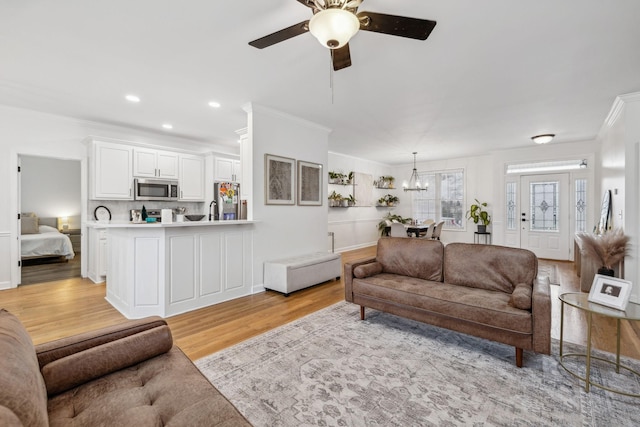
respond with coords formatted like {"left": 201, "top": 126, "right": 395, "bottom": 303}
{"left": 328, "top": 171, "right": 345, "bottom": 184}
{"left": 378, "top": 194, "right": 399, "bottom": 207}
{"left": 577, "top": 228, "right": 629, "bottom": 276}
{"left": 466, "top": 199, "right": 491, "bottom": 233}
{"left": 328, "top": 190, "right": 343, "bottom": 207}
{"left": 346, "top": 194, "right": 356, "bottom": 207}
{"left": 347, "top": 171, "right": 355, "bottom": 185}
{"left": 377, "top": 213, "right": 412, "bottom": 236}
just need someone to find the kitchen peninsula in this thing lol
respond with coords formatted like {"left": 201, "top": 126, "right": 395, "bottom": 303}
{"left": 87, "top": 220, "right": 257, "bottom": 319}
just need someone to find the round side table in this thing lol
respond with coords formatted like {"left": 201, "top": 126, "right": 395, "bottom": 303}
{"left": 558, "top": 292, "right": 640, "bottom": 397}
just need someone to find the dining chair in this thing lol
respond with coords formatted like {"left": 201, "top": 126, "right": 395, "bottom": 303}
{"left": 422, "top": 222, "right": 436, "bottom": 239}
{"left": 389, "top": 223, "right": 409, "bottom": 238}
{"left": 432, "top": 221, "right": 445, "bottom": 240}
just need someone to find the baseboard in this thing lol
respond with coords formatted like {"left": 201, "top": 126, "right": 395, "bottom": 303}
{"left": 335, "top": 242, "right": 377, "bottom": 253}
{"left": 252, "top": 284, "right": 266, "bottom": 294}
{"left": 0, "top": 280, "right": 14, "bottom": 290}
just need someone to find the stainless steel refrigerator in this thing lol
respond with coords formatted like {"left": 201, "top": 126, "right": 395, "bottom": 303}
{"left": 213, "top": 182, "right": 240, "bottom": 220}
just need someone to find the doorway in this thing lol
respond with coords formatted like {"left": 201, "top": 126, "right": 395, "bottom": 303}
{"left": 19, "top": 155, "right": 82, "bottom": 285}
{"left": 520, "top": 173, "right": 570, "bottom": 260}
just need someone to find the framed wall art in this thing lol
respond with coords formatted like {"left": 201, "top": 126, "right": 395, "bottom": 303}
{"left": 265, "top": 154, "right": 295, "bottom": 205}
{"left": 297, "top": 160, "right": 323, "bottom": 206}
{"left": 588, "top": 274, "right": 632, "bottom": 310}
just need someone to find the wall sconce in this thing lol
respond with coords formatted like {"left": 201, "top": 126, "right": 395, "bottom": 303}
{"left": 579, "top": 159, "right": 587, "bottom": 168}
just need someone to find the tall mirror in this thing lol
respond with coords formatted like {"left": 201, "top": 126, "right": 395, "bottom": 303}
{"left": 597, "top": 190, "right": 611, "bottom": 234}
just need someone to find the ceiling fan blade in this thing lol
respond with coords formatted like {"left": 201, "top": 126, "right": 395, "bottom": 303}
{"left": 296, "top": 0, "right": 316, "bottom": 9}
{"left": 331, "top": 44, "right": 352, "bottom": 71}
{"left": 249, "top": 21, "right": 310, "bottom": 49}
{"left": 357, "top": 11, "right": 436, "bottom": 40}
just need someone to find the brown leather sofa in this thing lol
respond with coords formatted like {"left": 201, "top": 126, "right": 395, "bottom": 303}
{"left": 344, "top": 237, "right": 551, "bottom": 367}
{"left": 0, "top": 309, "right": 250, "bottom": 426}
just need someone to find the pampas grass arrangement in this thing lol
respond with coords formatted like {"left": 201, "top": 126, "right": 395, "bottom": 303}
{"left": 578, "top": 228, "right": 629, "bottom": 269}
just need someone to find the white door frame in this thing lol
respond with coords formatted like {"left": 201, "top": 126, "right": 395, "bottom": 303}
{"left": 10, "top": 152, "right": 87, "bottom": 287}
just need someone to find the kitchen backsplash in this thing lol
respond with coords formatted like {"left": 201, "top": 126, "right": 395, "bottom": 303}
{"left": 88, "top": 200, "right": 205, "bottom": 222}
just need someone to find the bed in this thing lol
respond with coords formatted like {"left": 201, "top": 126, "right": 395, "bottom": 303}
{"left": 21, "top": 216, "right": 75, "bottom": 260}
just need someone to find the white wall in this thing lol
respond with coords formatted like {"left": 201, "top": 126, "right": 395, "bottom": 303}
{"left": 597, "top": 92, "right": 640, "bottom": 303}
{"left": 247, "top": 104, "right": 330, "bottom": 289}
{"left": 20, "top": 156, "right": 81, "bottom": 224}
{"left": 328, "top": 152, "right": 399, "bottom": 252}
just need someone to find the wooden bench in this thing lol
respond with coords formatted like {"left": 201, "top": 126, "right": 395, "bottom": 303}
{"left": 264, "top": 252, "right": 342, "bottom": 296}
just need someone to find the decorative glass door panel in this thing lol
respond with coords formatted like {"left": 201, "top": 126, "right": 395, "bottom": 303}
{"left": 521, "top": 174, "right": 570, "bottom": 260}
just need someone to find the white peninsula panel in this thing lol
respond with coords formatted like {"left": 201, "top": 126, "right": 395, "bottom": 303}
{"left": 102, "top": 221, "right": 256, "bottom": 318}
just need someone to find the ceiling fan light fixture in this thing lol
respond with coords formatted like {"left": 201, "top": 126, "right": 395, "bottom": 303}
{"left": 531, "top": 134, "right": 555, "bottom": 144}
{"left": 403, "top": 152, "right": 428, "bottom": 192}
{"left": 309, "top": 8, "right": 360, "bottom": 49}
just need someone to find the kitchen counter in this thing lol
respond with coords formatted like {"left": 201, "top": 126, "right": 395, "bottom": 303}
{"left": 86, "top": 220, "right": 257, "bottom": 228}
{"left": 97, "top": 220, "right": 257, "bottom": 318}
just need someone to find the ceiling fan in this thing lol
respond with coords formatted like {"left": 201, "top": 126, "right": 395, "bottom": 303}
{"left": 249, "top": 0, "right": 437, "bottom": 71}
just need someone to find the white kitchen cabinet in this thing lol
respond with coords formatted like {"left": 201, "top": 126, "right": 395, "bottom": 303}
{"left": 88, "top": 227, "right": 107, "bottom": 283}
{"left": 91, "top": 141, "right": 133, "bottom": 200}
{"left": 179, "top": 154, "right": 205, "bottom": 201}
{"left": 214, "top": 156, "right": 241, "bottom": 182}
{"left": 133, "top": 148, "right": 179, "bottom": 179}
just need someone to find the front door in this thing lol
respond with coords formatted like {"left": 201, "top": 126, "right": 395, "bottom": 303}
{"left": 520, "top": 174, "right": 570, "bottom": 260}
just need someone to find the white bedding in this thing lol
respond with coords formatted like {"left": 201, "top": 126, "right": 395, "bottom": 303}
{"left": 21, "top": 225, "right": 75, "bottom": 259}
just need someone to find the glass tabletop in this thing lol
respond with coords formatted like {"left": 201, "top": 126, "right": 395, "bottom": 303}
{"left": 559, "top": 292, "right": 640, "bottom": 320}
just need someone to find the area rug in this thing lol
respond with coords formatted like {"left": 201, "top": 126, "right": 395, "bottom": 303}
{"left": 538, "top": 263, "right": 559, "bottom": 285}
{"left": 196, "top": 302, "right": 640, "bottom": 427}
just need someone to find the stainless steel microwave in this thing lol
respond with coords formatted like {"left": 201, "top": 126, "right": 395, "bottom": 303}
{"left": 134, "top": 178, "right": 179, "bottom": 201}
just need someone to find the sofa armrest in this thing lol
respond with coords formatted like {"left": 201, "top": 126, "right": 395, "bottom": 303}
{"left": 531, "top": 276, "right": 551, "bottom": 354}
{"left": 35, "top": 317, "right": 173, "bottom": 396}
{"left": 344, "top": 257, "right": 377, "bottom": 302}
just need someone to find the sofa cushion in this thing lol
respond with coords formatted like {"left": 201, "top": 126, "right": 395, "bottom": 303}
{"left": 47, "top": 347, "right": 250, "bottom": 426}
{"left": 510, "top": 283, "right": 532, "bottom": 310}
{"left": 42, "top": 325, "right": 174, "bottom": 396}
{"left": 376, "top": 237, "right": 444, "bottom": 281}
{"left": 353, "top": 274, "right": 532, "bottom": 333}
{"left": 353, "top": 262, "right": 383, "bottom": 279}
{"left": 444, "top": 243, "right": 537, "bottom": 294}
{"left": 0, "top": 309, "right": 49, "bottom": 427}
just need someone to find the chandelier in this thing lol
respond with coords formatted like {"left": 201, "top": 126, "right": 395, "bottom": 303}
{"left": 403, "top": 152, "right": 428, "bottom": 192}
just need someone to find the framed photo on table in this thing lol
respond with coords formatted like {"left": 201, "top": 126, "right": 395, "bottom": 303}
{"left": 265, "top": 154, "right": 295, "bottom": 205}
{"left": 588, "top": 274, "right": 632, "bottom": 311}
{"left": 297, "top": 160, "right": 322, "bottom": 206}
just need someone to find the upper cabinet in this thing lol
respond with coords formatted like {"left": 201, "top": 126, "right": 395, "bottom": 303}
{"left": 133, "top": 148, "right": 179, "bottom": 179}
{"left": 214, "top": 156, "right": 241, "bottom": 183}
{"left": 179, "top": 155, "right": 205, "bottom": 201}
{"left": 91, "top": 141, "right": 133, "bottom": 200}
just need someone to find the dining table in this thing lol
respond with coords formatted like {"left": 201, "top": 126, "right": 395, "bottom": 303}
{"left": 383, "top": 224, "right": 431, "bottom": 237}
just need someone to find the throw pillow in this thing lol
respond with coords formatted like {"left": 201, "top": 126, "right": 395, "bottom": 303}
{"left": 353, "top": 262, "right": 383, "bottom": 279}
{"left": 510, "top": 282, "right": 532, "bottom": 310}
{"left": 21, "top": 216, "right": 39, "bottom": 235}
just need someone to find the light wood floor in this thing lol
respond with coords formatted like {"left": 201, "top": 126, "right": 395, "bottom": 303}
{"left": 1, "top": 246, "right": 639, "bottom": 362}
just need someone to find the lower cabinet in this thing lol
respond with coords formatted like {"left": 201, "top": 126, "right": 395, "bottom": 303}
{"left": 104, "top": 224, "right": 254, "bottom": 318}
{"left": 88, "top": 227, "right": 107, "bottom": 283}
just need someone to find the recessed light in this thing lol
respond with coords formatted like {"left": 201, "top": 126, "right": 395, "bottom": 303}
{"left": 208, "top": 101, "right": 221, "bottom": 108}
{"left": 162, "top": 123, "right": 173, "bottom": 130}
{"left": 125, "top": 94, "right": 141, "bottom": 103}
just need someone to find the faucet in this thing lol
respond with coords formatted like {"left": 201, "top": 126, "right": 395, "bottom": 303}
{"left": 209, "top": 200, "right": 216, "bottom": 221}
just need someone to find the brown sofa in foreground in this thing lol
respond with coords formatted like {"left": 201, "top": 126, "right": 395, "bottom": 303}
{"left": 344, "top": 237, "right": 551, "bottom": 367}
{"left": 0, "top": 309, "right": 250, "bottom": 426}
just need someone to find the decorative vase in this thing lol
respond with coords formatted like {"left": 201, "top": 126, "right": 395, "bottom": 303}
{"left": 477, "top": 225, "right": 487, "bottom": 234}
{"left": 597, "top": 266, "right": 615, "bottom": 277}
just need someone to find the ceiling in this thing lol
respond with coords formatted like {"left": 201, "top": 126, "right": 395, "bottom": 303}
{"left": 1, "top": 0, "right": 639, "bottom": 165}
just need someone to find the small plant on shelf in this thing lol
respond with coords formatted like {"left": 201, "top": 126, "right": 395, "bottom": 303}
{"left": 328, "top": 190, "right": 345, "bottom": 207}
{"left": 376, "top": 176, "right": 395, "bottom": 189}
{"left": 346, "top": 194, "right": 356, "bottom": 207}
{"left": 348, "top": 171, "right": 355, "bottom": 185}
{"left": 378, "top": 194, "right": 399, "bottom": 207}
{"left": 328, "top": 171, "right": 346, "bottom": 184}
